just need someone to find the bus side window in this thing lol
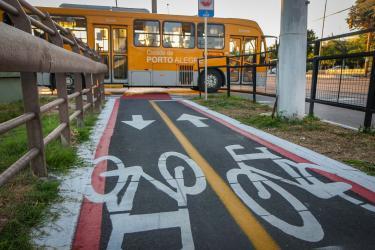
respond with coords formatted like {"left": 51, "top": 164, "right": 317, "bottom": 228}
{"left": 163, "top": 21, "right": 195, "bottom": 49}
{"left": 197, "top": 23, "right": 225, "bottom": 50}
{"left": 134, "top": 20, "right": 160, "bottom": 47}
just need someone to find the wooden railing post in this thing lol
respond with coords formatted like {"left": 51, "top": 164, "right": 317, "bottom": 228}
{"left": 55, "top": 73, "right": 71, "bottom": 145}
{"left": 93, "top": 74, "right": 101, "bottom": 111}
{"left": 3, "top": 0, "right": 47, "bottom": 176}
{"left": 21, "top": 73, "right": 47, "bottom": 176}
{"left": 99, "top": 74, "right": 106, "bottom": 105}
{"left": 66, "top": 31, "right": 85, "bottom": 127}
{"left": 86, "top": 73, "right": 94, "bottom": 112}
{"left": 42, "top": 13, "right": 71, "bottom": 145}
{"left": 74, "top": 73, "right": 84, "bottom": 127}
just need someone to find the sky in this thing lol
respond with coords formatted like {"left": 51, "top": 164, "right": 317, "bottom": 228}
{"left": 28, "top": 0, "right": 356, "bottom": 38}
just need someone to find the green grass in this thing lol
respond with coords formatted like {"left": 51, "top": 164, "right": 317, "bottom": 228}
{"left": 0, "top": 179, "right": 59, "bottom": 250}
{"left": 239, "top": 114, "right": 322, "bottom": 131}
{"left": 0, "top": 98, "right": 99, "bottom": 249}
{"left": 193, "top": 94, "right": 267, "bottom": 111}
{"left": 194, "top": 94, "right": 322, "bottom": 131}
{"left": 344, "top": 160, "right": 375, "bottom": 176}
{"left": 0, "top": 96, "right": 56, "bottom": 123}
{"left": 73, "top": 114, "right": 99, "bottom": 143}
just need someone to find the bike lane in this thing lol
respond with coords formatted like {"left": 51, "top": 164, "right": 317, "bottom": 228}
{"left": 74, "top": 94, "right": 258, "bottom": 250}
{"left": 155, "top": 99, "right": 375, "bottom": 249}
{"left": 72, "top": 94, "right": 375, "bottom": 250}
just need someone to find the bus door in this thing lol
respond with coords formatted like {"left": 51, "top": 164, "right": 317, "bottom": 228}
{"left": 229, "top": 36, "right": 241, "bottom": 84}
{"left": 94, "top": 25, "right": 128, "bottom": 84}
{"left": 241, "top": 37, "right": 257, "bottom": 84}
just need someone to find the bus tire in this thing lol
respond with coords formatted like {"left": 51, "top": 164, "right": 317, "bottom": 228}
{"left": 199, "top": 69, "right": 223, "bottom": 93}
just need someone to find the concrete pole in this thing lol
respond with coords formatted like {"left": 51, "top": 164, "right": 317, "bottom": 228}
{"left": 152, "top": 0, "right": 157, "bottom": 13}
{"left": 277, "top": 0, "right": 309, "bottom": 118}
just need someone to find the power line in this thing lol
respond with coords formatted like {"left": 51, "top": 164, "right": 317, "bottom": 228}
{"left": 313, "top": 6, "right": 351, "bottom": 21}
{"left": 313, "top": 1, "right": 375, "bottom": 22}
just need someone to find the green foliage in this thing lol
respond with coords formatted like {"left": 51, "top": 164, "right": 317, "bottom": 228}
{"left": 193, "top": 94, "right": 268, "bottom": 111}
{"left": 73, "top": 114, "right": 98, "bottom": 143}
{"left": 0, "top": 97, "right": 56, "bottom": 123}
{"left": 344, "top": 159, "right": 375, "bottom": 176}
{"left": 0, "top": 180, "right": 60, "bottom": 250}
{"left": 0, "top": 96, "right": 99, "bottom": 248}
{"left": 307, "top": 29, "right": 319, "bottom": 58}
{"left": 45, "top": 141, "right": 79, "bottom": 172}
{"left": 240, "top": 114, "right": 322, "bottom": 131}
{"left": 347, "top": 0, "right": 375, "bottom": 30}
{"left": 320, "top": 34, "right": 374, "bottom": 69}
{"left": 0, "top": 101, "right": 24, "bottom": 123}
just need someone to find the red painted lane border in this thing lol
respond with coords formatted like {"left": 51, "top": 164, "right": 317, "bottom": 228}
{"left": 72, "top": 99, "right": 120, "bottom": 250}
{"left": 179, "top": 101, "right": 375, "bottom": 204}
{"left": 122, "top": 93, "right": 171, "bottom": 100}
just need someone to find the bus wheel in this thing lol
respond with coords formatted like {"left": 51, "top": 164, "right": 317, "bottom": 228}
{"left": 199, "top": 69, "right": 223, "bottom": 93}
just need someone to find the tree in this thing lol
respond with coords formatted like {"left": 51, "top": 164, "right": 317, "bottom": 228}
{"left": 307, "top": 29, "right": 318, "bottom": 58}
{"left": 347, "top": 0, "right": 375, "bottom": 75}
{"left": 347, "top": 0, "right": 375, "bottom": 30}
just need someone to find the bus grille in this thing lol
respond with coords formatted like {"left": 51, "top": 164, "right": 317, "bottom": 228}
{"left": 178, "top": 65, "right": 194, "bottom": 85}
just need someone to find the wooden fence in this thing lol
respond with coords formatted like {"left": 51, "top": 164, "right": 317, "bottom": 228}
{"left": 0, "top": 0, "right": 108, "bottom": 186}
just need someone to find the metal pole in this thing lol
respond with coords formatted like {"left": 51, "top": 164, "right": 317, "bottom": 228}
{"left": 252, "top": 66, "right": 257, "bottom": 103}
{"left": 115, "top": 0, "right": 118, "bottom": 7}
{"left": 204, "top": 16, "right": 208, "bottom": 100}
{"left": 152, "top": 0, "right": 157, "bottom": 13}
{"left": 364, "top": 54, "right": 375, "bottom": 130}
{"left": 309, "top": 57, "right": 319, "bottom": 116}
{"left": 226, "top": 57, "right": 230, "bottom": 97}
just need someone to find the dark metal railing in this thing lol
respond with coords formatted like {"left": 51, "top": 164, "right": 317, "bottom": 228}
{"left": 307, "top": 51, "right": 375, "bottom": 129}
{"left": 197, "top": 29, "right": 375, "bottom": 130}
{"left": 0, "top": 0, "right": 107, "bottom": 186}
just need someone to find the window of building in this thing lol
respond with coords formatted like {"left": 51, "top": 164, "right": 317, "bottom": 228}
{"left": 197, "top": 23, "right": 224, "bottom": 49}
{"left": 163, "top": 22, "right": 195, "bottom": 49}
{"left": 134, "top": 20, "right": 160, "bottom": 47}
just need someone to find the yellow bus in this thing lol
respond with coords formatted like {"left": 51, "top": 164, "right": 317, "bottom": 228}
{"left": 4, "top": 4, "right": 268, "bottom": 92}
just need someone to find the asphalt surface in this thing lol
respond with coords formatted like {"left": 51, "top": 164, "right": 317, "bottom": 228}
{"left": 77, "top": 94, "right": 375, "bottom": 249}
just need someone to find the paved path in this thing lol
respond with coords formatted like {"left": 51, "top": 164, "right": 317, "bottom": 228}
{"left": 55, "top": 94, "right": 375, "bottom": 249}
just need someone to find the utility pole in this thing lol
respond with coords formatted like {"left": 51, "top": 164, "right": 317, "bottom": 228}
{"left": 318, "top": 0, "right": 328, "bottom": 55}
{"left": 152, "top": 0, "right": 157, "bottom": 13}
{"left": 321, "top": 0, "right": 328, "bottom": 38}
{"left": 277, "top": 0, "right": 309, "bottom": 119}
{"left": 115, "top": 0, "right": 118, "bottom": 7}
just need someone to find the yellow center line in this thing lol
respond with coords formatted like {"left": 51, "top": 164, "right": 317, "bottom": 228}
{"left": 150, "top": 101, "right": 279, "bottom": 250}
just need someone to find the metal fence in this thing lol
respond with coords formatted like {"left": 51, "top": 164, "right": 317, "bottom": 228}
{"left": 198, "top": 29, "right": 374, "bottom": 130}
{"left": 0, "top": 0, "right": 107, "bottom": 186}
{"left": 307, "top": 52, "right": 374, "bottom": 126}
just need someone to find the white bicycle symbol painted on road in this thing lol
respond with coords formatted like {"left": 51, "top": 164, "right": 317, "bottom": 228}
{"left": 85, "top": 152, "right": 206, "bottom": 250}
{"left": 85, "top": 146, "right": 375, "bottom": 248}
{"left": 225, "top": 144, "right": 375, "bottom": 242}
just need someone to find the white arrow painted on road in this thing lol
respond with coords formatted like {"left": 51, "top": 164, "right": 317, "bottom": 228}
{"left": 122, "top": 115, "right": 155, "bottom": 130}
{"left": 177, "top": 114, "right": 209, "bottom": 127}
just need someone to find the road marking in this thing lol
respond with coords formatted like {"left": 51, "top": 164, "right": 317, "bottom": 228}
{"left": 177, "top": 113, "right": 209, "bottom": 127}
{"left": 122, "top": 115, "right": 155, "bottom": 130}
{"left": 150, "top": 101, "right": 279, "bottom": 250}
{"left": 73, "top": 98, "right": 120, "bottom": 250}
